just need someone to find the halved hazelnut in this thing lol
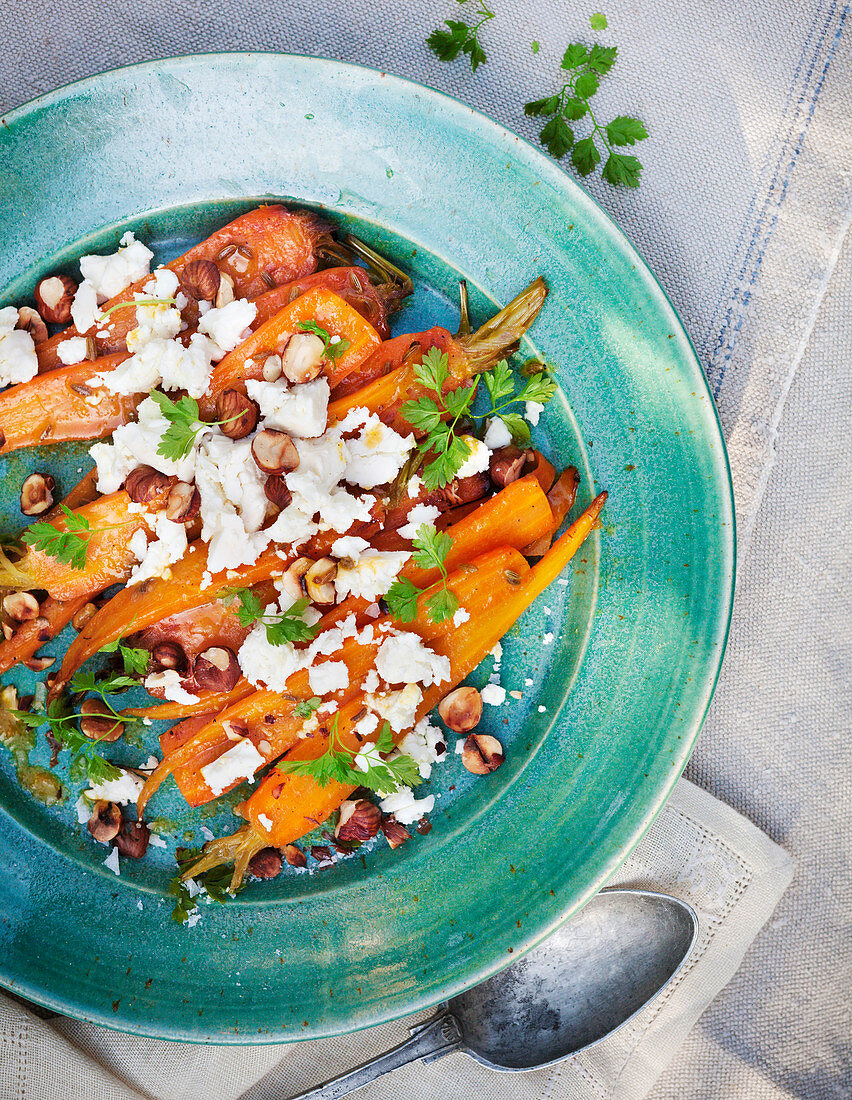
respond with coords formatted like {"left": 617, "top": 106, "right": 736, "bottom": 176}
{"left": 281, "top": 557, "right": 313, "bottom": 601}
{"left": 72, "top": 602, "right": 99, "bottom": 632}
{"left": 34, "top": 274, "right": 77, "bottom": 324}
{"left": 216, "top": 389, "right": 258, "bottom": 440}
{"left": 20, "top": 472, "right": 54, "bottom": 516}
{"left": 124, "top": 465, "right": 173, "bottom": 507}
{"left": 79, "top": 699, "right": 124, "bottom": 743}
{"left": 17, "top": 306, "right": 48, "bottom": 345}
{"left": 193, "top": 646, "right": 241, "bottom": 692}
{"left": 115, "top": 819, "right": 150, "bottom": 859}
{"left": 262, "top": 353, "right": 283, "bottom": 382}
{"left": 380, "top": 815, "right": 411, "bottom": 849}
{"left": 251, "top": 430, "right": 299, "bottom": 475}
{"left": 336, "top": 799, "right": 381, "bottom": 842}
{"left": 87, "top": 800, "right": 122, "bottom": 843}
{"left": 152, "top": 642, "right": 185, "bottom": 673}
{"left": 36, "top": 616, "right": 51, "bottom": 642}
{"left": 284, "top": 843, "right": 307, "bottom": 867}
{"left": 461, "top": 733, "right": 504, "bottom": 775}
{"left": 248, "top": 847, "right": 283, "bottom": 879}
{"left": 310, "top": 844, "right": 334, "bottom": 867}
{"left": 305, "top": 558, "right": 337, "bottom": 605}
{"left": 280, "top": 332, "right": 324, "bottom": 383}
{"left": 3, "top": 592, "right": 40, "bottom": 623}
{"left": 215, "top": 271, "right": 235, "bottom": 308}
{"left": 443, "top": 472, "right": 490, "bottom": 507}
{"left": 264, "top": 475, "right": 292, "bottom": 510}
{"left": 438, "top": 686, "right": 482, "bottom": 734}
{"left": 489, "top": 445, "right": 532, "bottom": 488}
{"left": 166, "top": 482, "right": 201, "bottom": 523}
{"left": 24, "top": 655, "right": 55, "bottom": 672}
{"left": 180, "top": 259, "right": 220, "bottom": 302}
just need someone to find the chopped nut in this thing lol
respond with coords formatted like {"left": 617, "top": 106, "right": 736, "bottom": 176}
{"left": 261, "top": 353, "right": 283, "bottom": 382}
{"left": 438, "top": 686, "right": 482, "bottom": 733}
{"left": 124, "top": 465, "right": 173, "bottom": 507}
{"left": 305, "top": 557, "right": 337, "bottom": 605}
{"left": 34, "top": 274, "right": 77, "bottom": 323}
{"left": 380, "top": 815, "right": 411, "bottom": 849}
{"left": 214, "top": 271, "right": 235, "bottom": 308}
{"left": 280, "top": 332, "right": 324, "bottom": 383}
{"left": 281, "top": 557, "right": 313, "bottom": 601}
{"left": 87, "top": 800, "right": 122, "bottom": 843}
{"left": 35, "top": 617, "right": 51, "bottom": 642}
{"left": 72, "top": 603, "right": 98, "bottom": 632}
{"left": 310, "top": 844, "right": 334, "bottom": 867}
{"left": 20, "top": 472, "right": 54, "bottom": 516}
{"left": 3, "top": 592, "right": 40, "bottom": 623}
{"left": 193, "top": 646, "right": 241, "bottom": 692}
{"left": 284, "top": 843, "right": 307, "bottom": 867}
{"left": 115, "top": 819, "right": 150, "bottom": 859}
{"left": 264, "top": 474, "right": 292, "bottom": 510}
{"left": 179, "top": 259, "right": 220, "bottom": 302}
{"left": 79, "top": 699, "right": 124, "bottom": 742}
{"left": 443, "top": 472, "right": 490, "bottom": 507}
{"left": 248, "top": 847, "right": 283, "bottom": 879}
{"left": 165, "top": 482, "right": 201, "bottom": 523}
{"left": 24, "top": 655, "right": 55, "bottom": 672}
{"left": 461, "top": 733, "right": 504, "bottom": 775}
{"left": 152, "top": 642, "right": 185, "bottom": 673}
{"left": 251, "top": 429, "right": 300, "bottom": 475}
{"left": 216, "top": 389, "right": 259, "bottom": 440}
{"left": 489, "top": 445, "right": 532, "bottom": 488}
{"left": 336, "top": 799, "right": 381, "bottom": 842}
{"left": 16, "top": 306, "right": 48, "bottom": 345}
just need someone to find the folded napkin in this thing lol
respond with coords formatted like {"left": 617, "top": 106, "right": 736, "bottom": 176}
{"left": 0, "top": 780, "right": 793, "bottom": 1100}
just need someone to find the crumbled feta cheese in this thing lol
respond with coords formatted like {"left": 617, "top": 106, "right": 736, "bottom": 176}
{"left": 491, "top": 643, "right": 503, "bottom": 663}
{"left": 397, "top": 718, "right": 447, "bottom": 779}
{"left": 143, "top": 267, "right": 180, "bottom": 300}
{"left": 361, "top": 668, "right": 380, "bottom": 694}
{"left": 537, "top": 705, "right": 547, "bottom": 713}
{"left": 525, "top": 401, "right": 544, "bottom": 426}
{"left": 481, "top": 684, "right": 506, "bottom": 706}
{"left": 330, "top": 535, "right": 370, "bottom": 559}
{"left": 70, "top": 280, "right": 101, "bottom": 333}
{"left": 128, "top": 512, "right": 187, "bottom": 586}
{"left": 335, "top": 550, "right": 410, "bottom": 602}
{"left": 80, "top": 232, "right": 153, "bottom": 300}
{"left": 195, "top": 433, "right": 271, "bottom": 574}
{"left": 455, "top": 738, "right": 465, "bottom": 754}
{"left": 75, "top": 795, "right": 91, "bottom": 824}
{"left": 543, "top": 606, "right": 552, "bottom": 616}
{"left": 543, "top": 632, "right": 554, "bottom": 645}
{"left": 525, "top": 677, "right": 534, "bottom": 687}
{"left": 85, "top": 769, "right": 144, "bottom": 805}
{"left": 246, "top": 377, "right": 330, "bottom": 438}
{"left": 406, "top": 474, "right": 423, "bottom": 498}
{"left": 145, "top": 669, "right": 199, "bottom": 704}
{"left": 265, "top": 505, "right": 319, "bottom": 549}
{"left": 94, "top": 333, "right": 217, "bottom": 399}
{"left": 200, "top": 737, "right": 265, "bottom": 796}
{"left": 89, "top": 395, "right": 197, "bottom": 492}
{"left": 308, "top": 661, "right": 349, "bottom": 695}
{"left": 379, "top": 790, "right": 435, "bottom": 825}
{"left": 103, "top": 847, "right": 121, "bottom": 874}
{"left": 0, "top": 307, "right": 38, "bottom": 386}
{"left": 455, "top": 436, "right": 490, "bottom": 478}
{"left": 453, "top": 607, "right": 470, "bottom": 627}
{"left": 483, "top": 417, "right": 513, "bottom": 450}
{"left": 56, "top": 335, "right": 91, "bottom": 365}
{"left": 238, "top": 627, "right": 311, "bottom": 693}
{"left": 366, "top": 683, "right": 423, "bottom": 733}
{"left": 397, "top": 504, "right": 442, "bottom": 540}
{"left": 338, "top": 407, "right": 415, "bottom": 489}
{"left": 257, "top": 813, "right": 274, "bottom": 832}
{"left": 375, "top": 631, "right": 451, "bottom": 687}
{"left": 126, "top": 300, "right": 182, "bottom": 352}
{"left": 198, "top": 299, "right": 257, "bottom": 358}
{"left": 148, "top": 832, "right": 167, "bottom": 848}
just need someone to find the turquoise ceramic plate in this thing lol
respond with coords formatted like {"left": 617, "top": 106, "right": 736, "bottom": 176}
{"left": 0, "top": 56, "right": 734, "bottom": 1041}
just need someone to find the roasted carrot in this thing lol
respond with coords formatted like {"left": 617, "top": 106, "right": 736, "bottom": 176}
{"left": 251, "top": 267, "right": 403, "bottom": 340}
{"left": 525, "top": 467, "right": 581, "bottom": 557}
{"left": 37, "top": 205, "right": 328, "bottom": 371}
{"left": 331, "top": 327, "right": 466, "bottom": 401}
{"left": 0, "top": 595, "right": 88, "bottom": 675}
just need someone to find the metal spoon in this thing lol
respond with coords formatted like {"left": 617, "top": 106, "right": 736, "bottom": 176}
{"left": 291, "top": 888, "right": 698, "bottom": 1099}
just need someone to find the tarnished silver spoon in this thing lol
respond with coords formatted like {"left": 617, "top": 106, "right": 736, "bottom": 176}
{"left": 291, "top": 888, "right": 698, "bottom": 1099}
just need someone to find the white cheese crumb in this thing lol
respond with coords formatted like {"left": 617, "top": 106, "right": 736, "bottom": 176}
{"left": 257, "top": 813, "right": 274, "bottom": 832}
{"left": 0, "top": 307, "right": 38, "bottom": 386}
{"left": 453, "top": 607, "right": 470, "bottom": 627}
{"left": 103, "top": 847, "right": 121, "bottom": 875}
{"left": 70, "top": 280, "right": 101, "bottom": 333}
{"left": 483, "top": 418, "right": 512, "bottom": 450}
{"left": 80, "top": 232, "right": 153, "bottom": 300}
{"left": 335, "top": 550, "right": 410, "bottom": 603}
{"left": 491, "top": 643, "right": 503, "bottom": 663}
{"left": 144, "top": 669, "right": 199, "bottom": 705}
{"left": 337, "top": 406, "right": 415, "bottom": 489}
{"left": 246, "top": 377, "right": 330, "bottom": 438}
{"left": 148, "top": 833, "right": 167, "bottom": 848}
{"left": 525, "top": 401, "right": 544, "bottom": 426}
{"left": 397, "top": 717, "right": 447, "bottom": 779}
{"left": 128, "top": 513, "right": 188, "bottom": 586}
{"left": 331, "top": 535, "right": 371, "bottom": 559}
{"left": 525, "top": 677, "right": 534, "bottom": 687}
{"left": 543, "top": 632, "right": 554, "bottom": 645}
{"left": 406, "top": 474, "right": 423, "bottom": 498}
{"left": 56, "top": 335, "right": 91, "bottom": 365}
{"left": 75, "top": 795, "right": 91, "bottom": 824}
{"left": 379, "top": 790, "right": 435, "bottom": 825}
{"left": 455, "top": 436, "right": 490, "bottom": 478}
{"left": 538, "top": 705, "right": 547, "bottom": 713}
{"left": 200, "top": 738, "right": 265, "bottom": 796}
{"left": 543, "top": 606, "right": 552, "bottom": 616}
{"left": 481, "top": 684, "right": 506, "bottom": 706}
{"left": 198, "top": 298, "right": 257, "bottom": 358}
{"left": 366, "top": 683, "right": 423, "bottom": 732}
{"left": 397, "top": 504, "right": 442, "bottom": 540}
{"left": 375, "top": 631, "right": 451, "bottom": 687}
{"left": 85, "top": 769, "right": 144, "bottom": 806}
{"left": 361, "top": 669, "right": 380, "bottom": 694}
{"left": 308, "top": 661, "right": 350, "bottom": 695}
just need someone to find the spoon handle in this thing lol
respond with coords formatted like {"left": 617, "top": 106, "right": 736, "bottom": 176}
{"left": 290, "top": 1011, "right": 463, "bottom": 1100}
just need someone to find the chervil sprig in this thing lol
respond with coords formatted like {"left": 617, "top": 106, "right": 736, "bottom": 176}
{"left": 476, "top": 358, "right": 558, "bottom": 445}
{"left": 525, "top": 41, "right": 648, "bottom": 187}
{"left": 385, "top": 524, "right": 459, "bottom": 624}
{"left": 295, "top": 696, "right": 322, "bottom": 719}
{"left": 298, "top": 320, "right": 351, "bottom": 361}
{"left": 427, "top": 0, "right": 495, "bottom": 72}
{"left": 169, "top": 846, "right": 236, "bottom": 923}
{"left": 226, "top": 590, "right": 320, "bottom": 647}
{"left": 149, "top": 390, "right": 243, "bottom": 461}
{"left": 21, "top": 504, "right": 131, "bottom": 571}
{"left": 99, "top": 637, "right": 150, "bottom": 677}
{"left": 278, "top": 715, "right": 421, "bottom": 795}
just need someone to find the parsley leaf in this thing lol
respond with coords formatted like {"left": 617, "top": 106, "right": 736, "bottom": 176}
{"left": 225, "top": 589, "right": 319, "bottom": 647}
{"left": 590, "top": 12, "right": 607, "bottom": 29}
{"left": 22, "top": 504, "right": 91, "bottom": 570}
{"left": 427, "top": 2, "right": 495, "bottom": 72}
{"left": 99, "top": 637, "right": 150, "bottom": 677}
{"left": 14, "top": 696, "right": 125, "bottom": 787}
{"left": 298, "top": 320, "right": 351, "bottom": 361}
{"left": 383, "top": 577, "right": 421, "bottom": 624}
{"left": 149, "top": 391, "right": 207, "bottom": 462}
{"left": 526, "top": 37, "right": 646, "bottom": 187}
{"left": 385, "top": 524, "right": 458, "bottom": 626}
{"left": 401, "top": 348, "right": 479, "bottom": 490}
{"left": 169, "top": 847, "right": 237, "bottom": 923}
{"left": 414, "top": 345, "right": 450, "bottom": 393}
{"left": 295, "top": 697, "right": 322, "bottom": 719}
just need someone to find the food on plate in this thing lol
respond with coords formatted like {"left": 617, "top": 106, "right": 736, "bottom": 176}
{"left": 0, "top": 204, "right": 605, "bottom": 923}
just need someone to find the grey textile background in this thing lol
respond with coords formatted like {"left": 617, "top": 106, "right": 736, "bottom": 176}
{"left": 1, "top": 0, "right": 850, "bottom": 1097}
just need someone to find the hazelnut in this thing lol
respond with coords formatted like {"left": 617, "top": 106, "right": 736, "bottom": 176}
{"left": 180, "top": 259, "right": 220, "bottom": 302}
{"left": 35, "top": 617, "right": 51, "bottom": 642}
{"left": 124, "top": 465, "right": 173, "bottom": 507}
{"left": 251, "top": 430, "right": 299, "bottom": 475}
{"left": 2, "top": 623, "right": 14, "bottom": 641}
{"left": 262, "top": 353, "right": 283, "bottom": 382}
{"left": 193, "top": 646, "right": 241, "bottom": 692}
{"left": 214, "top": 271, "right": 235, "bottom": 308}
{"left": 72, "top": 602, "right": 99, "bottom": 632}
{"left": 17, "top": 306, "right": 48, "bottom": 345}
{"left": 310, "top": 844, "right": 334, "bottom": 867}
{"left": 280, "top": 332, "right": 324, "bottom": 383}
{"left": 281, "top": 557, "right": 313, "bottom": 601}
{"left": 3, "top": 592, "right": 40, "bottom": 623}
{"left": 283, "top": 843, "right": 307, "bottom": 867}
{"left": 20, "top": 472, "right": 55, "bottom": 516}
{"left": 87, "top": 800, "right": 122, "bottom": 843}
{"left": 24, "top": 655, "right": 55, "bottom": 672}
{"left": 305, "top": 558, "right": 337, "bottom": 605}
{"left": 248, "top": 847, "right": 283, "bottom": 879}
{"left": 216, "top": 389, "right": 258, "bottom": 440}
{"left": 461, "top": 733, "right": 504, "bottom": 775}
{"left": 152, "top": 642, "right": 186, "bottom": 673}
{"left": 79, "top": 699, "right": 124, "bottom": 743}
{"left": 115, "top": 819, "right": 150, "bottom": 859}
{"left": 336, "top": 799, "right": 381, "bottom": 843}
{"left": 438, "top": 686, "right": 483, "bottom": 733}
{"left": 264, "top": 475, "right": 292, "bottom": 510}
{"left": 443, "top": 472, "right": 490, "bottom": 507}
{"left": 380, "top": 815, "right": 411, "bottom": 850}
{"left": 34, "top": 274, "right": 77, "bottom": 324}
{"left": 165, "top": 482, "right": 201, "bottom": 523}
{"left": 489, "top": 445, "right": 532, "bottom": 488}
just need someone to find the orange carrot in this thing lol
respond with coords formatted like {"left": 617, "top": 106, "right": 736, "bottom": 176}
{"left": 0, "top": 595, "right": 88, "bottom": 675}
{"left": 525, "top": 467, "right": 581, "bottom": 557}
{"left": 251, "top": 267, "right": 400, "bottom": 340}
{"left": 331, "top": 327, "right": 466, "bottom": 400}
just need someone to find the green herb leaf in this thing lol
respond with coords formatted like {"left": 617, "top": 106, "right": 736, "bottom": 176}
{"left": 540, "top": 115, "right": 574, "bottom": 159}
{"left": 298, "top": 319, "right": 351, "bottom": 361}
{"left": 573, "top": 69, "right": 599, "bottom": 100}
{"left": 22, "top": 504, "right": 91, "bottom": 571}
{"left": 561, "top": 43, "right": 590, "bottom": 69}
{"left": 295, "top": 697, "right": 322, "bottom": 719}
{"left": 482, "top": 358, "right": 515, "bottom": 404}
{"left": 531, "top": 40, "right": 540, "bottom": 53}
{"left": 384, "top": 577, "right": 421, "bottom": 623}
{"left": 411, "top": 524, "right": 453, "bottom": 574}
{"left": 425, "top": 587, "right": 459, "bottom": 623}
{"left": 399, "top": 396, "right": 443, "bottom": 434}
{"left": 518, "top": 373, "right": 558, "bottom": 405}
{"left": 590, "top": 12, "right": 607, "bottom": 29}
{"left": 605, "top": 115, "right": 649, "bottom": 146}
{"left": 587, "top": 43, "right": 618, "bottom": 73}
{"left": 225, "top": 589, "right": 318, "bottom": 646}
{"left": 524, "top": 94, "right": 561, "bottom": 118}
{"left": 601, "top": 152, "right": 643, "bottom": 188}
{"left": 149, "top": 391, "right": 206, "bottom": 462}
{"left": 414, "top": 346, "right": 450, "bottom": 394}
{"left": 499, "top": 413, "right": 532, "bottom": 446}
{"left": 427, "top": 4, "right": 495, "bottom": 72}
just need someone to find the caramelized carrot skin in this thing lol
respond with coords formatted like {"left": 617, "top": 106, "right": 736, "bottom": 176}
{"left": 252, "top": 267, "right": 395, "bottom": 339}
{"left": 0, "top": 595, "right": 88, "bottom": 675}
